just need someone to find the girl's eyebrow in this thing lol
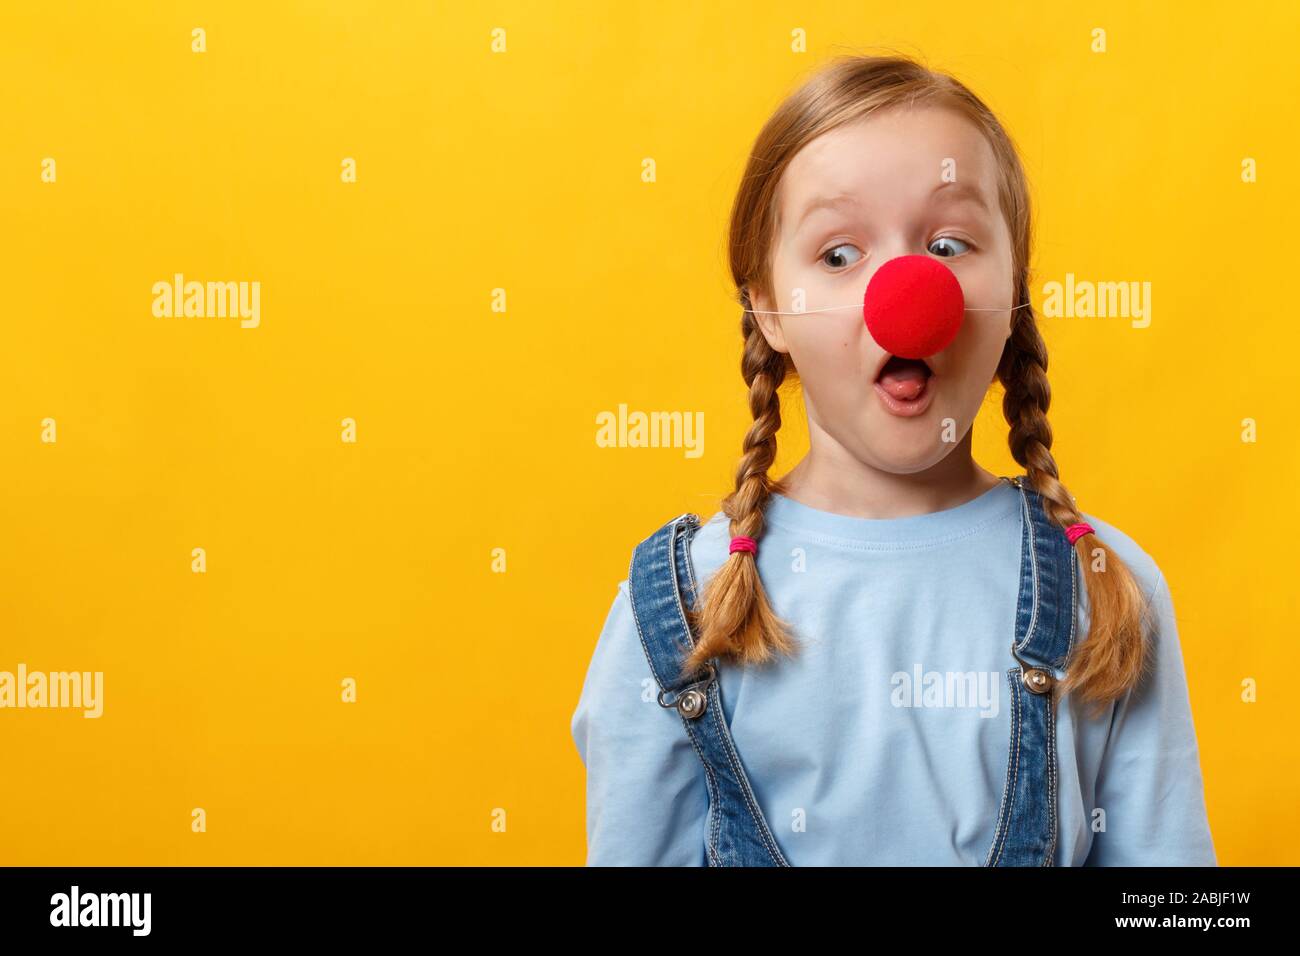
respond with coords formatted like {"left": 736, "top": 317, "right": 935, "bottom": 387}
{"left": 931, "top": 179, "right": 993, "bottom": 214}
{"left": 794, "top": 193, "right": 861, "bottom": 230}
{"left": 795, "top": 180, "right": 992, "bottom": 233}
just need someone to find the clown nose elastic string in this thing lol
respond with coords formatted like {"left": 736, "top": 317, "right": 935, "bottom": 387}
{"left": 747, "top": 254, "right": 1031, "bottom": 361}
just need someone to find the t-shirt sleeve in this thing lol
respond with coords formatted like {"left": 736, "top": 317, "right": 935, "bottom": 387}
{"left": 570, "top": 580, "right": 708, "bottom": 866}
{"left": 1084, "top": 570, "right": 1217, "bottom": 866}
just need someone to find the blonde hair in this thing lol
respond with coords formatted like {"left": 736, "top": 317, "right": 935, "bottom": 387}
{"left": 683, "top": 53, "right": 1149, "bottom": 720}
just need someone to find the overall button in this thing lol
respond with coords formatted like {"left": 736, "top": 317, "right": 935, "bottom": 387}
{"left": 1022, "top": 667, "right": 1055, "bottom": 694}
{"left": 657, "top": 663, "right": 716, "bottom": 718}
{"left": 676, "top": 688, "right": 708, "bottom": 719}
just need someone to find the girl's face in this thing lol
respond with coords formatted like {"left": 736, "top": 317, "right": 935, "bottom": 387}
{"left": 751, "top": 105, "right": 1016, "bottom": 474}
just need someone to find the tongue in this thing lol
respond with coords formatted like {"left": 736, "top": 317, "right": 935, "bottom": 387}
{"left": 878, "top": 360, "right": 929, "bottom": 400}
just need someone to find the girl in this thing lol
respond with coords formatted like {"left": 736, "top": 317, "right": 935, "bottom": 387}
{"left": 570, "top": 54, "right": 1216, "bottom": 866}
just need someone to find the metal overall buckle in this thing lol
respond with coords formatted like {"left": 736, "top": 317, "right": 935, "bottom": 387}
{"left": 657, "top": 662, "right": 717, "bottom": 720}
{"left": 1010, "top": 644, "right": 1056, "bottom": 695}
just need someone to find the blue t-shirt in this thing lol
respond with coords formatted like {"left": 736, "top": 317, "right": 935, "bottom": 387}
{"left": 570, "top": 479, "right": 1216, "bottom": 865}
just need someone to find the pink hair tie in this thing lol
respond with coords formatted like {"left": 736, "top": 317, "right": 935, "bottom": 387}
{"left": 729, "top": 535, "right": 758, "bottom": 556}
{"left": 1065, "top": 522, "right": 1094, "bottom": 545}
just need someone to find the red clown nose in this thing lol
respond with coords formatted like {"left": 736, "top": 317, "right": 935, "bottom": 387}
{"left": 862, "top": 255, "right": 965, "bottom": 359}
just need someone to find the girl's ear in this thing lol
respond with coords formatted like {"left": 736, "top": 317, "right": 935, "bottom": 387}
{"left": 749, "top": 290, "right": 791, "bottom": 354}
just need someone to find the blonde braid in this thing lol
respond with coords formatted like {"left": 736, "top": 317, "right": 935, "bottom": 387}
{"left": 682, "top": 290, "right": 801, "bottom": 676}
{"left": 999, "top": 312, "right": 1152, "bottom": 719}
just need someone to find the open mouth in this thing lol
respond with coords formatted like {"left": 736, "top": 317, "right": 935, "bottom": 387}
{"left": 876, "top": 354, "right": 932, "bottom": 389}
{"left": 874, "top": 354, "right": 934, "bottom": 415}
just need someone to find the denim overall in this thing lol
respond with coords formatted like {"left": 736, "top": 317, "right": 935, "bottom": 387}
{"left": 626, "top": 474, "right": 1078, "bottom": 866}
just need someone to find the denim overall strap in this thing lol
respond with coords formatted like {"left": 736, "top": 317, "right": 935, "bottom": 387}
{"left": 984, "top": 475, "right": 1079, "bottom": 867}
{"left": 627, "top": 513, "right": 790, "bottom": 867}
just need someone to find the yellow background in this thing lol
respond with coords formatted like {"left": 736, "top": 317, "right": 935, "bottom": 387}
{"left": 1, "top": 0, "right": 1296, "bottom": 865}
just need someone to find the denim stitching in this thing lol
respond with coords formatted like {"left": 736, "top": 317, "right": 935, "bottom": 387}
{"left": 676, "top": 513, "right": 780, "bottom": 866}
{"left": 629, "top": 515, "right": 723, "bottom": 866}
{"left": 682, "top": 513, "right": 789, "bottom": 867}
{"left": 1060, "top": 545, "right": 1079, "bottom": 671}
{"left": 986, "top": 668, "right": 1022, "bottom": 866}
{"left": 705, "top": 680, "right": 790, "bottom": 866}
{"left": 628, "top": 534, "right": 673, "bottom": 691}
{"left": 991, "top": 477, "right": 1055, "bottom": 867}
{"left": 987, "top": 669, "right": 1020, "bottom": 866}
{"left": 666, "top": 514, "right": 699, "bottom": 661}
{"left": 1002, "top": 669, "right": 1024, "bottom": 866}
{"left": 629, "top": 517, "right": 688, "bottom": 689}
{"left": 666, "top": 515, "right": 726, "bottom": 862}
{"left": 680, "top": 515, "right": 701, "bottom": 605}
{"left": 628, "top": 549, "right": 659, "bottom": 687}
{"left": 1043, "top": 690, "right": 1059, "bottom": 866}
{"left": 675, "top": 515, "right": 725, "bottom": 863}
{"left": 680, "top": 716, "right": 721, "bottom": 862}
{"left": 1011, "top": 484, "right": 1062, "bottom": 864}
{"left": 692, "top": 729, "right": 722, "bottom": 863}
{"left": 673, "top": 684, "right": 721, "bottom": 862}
{"left": 1020, "top": 484, "right": 1059, "bottom": 865}
{"left": 1015, "top": 487, "right": 1040, "bottom": 654}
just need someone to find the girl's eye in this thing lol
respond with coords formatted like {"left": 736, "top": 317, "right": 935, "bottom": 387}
{"left": 820, "top": 243, "right": 863, "bottom": 270}
{"left": 928, "top": 236, "right": 972, "bottom": 257}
